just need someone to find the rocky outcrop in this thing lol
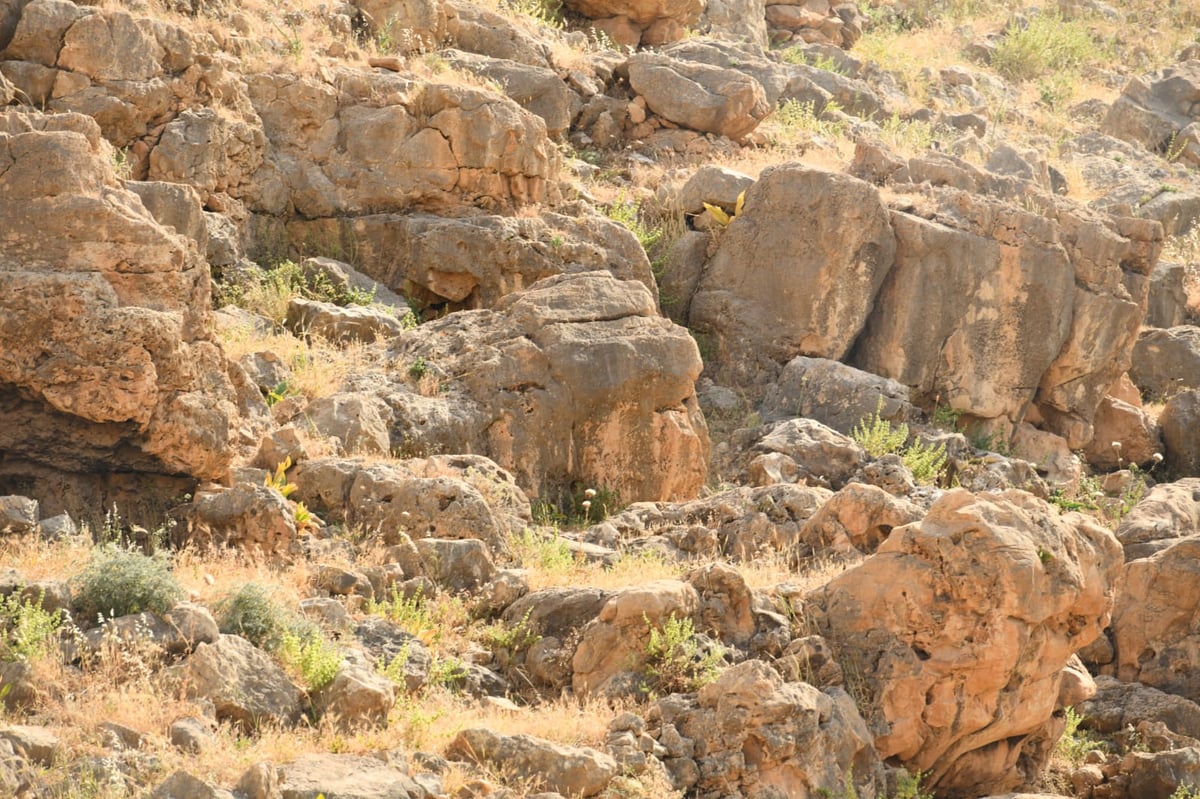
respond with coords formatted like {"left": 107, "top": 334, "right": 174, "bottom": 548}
{"left": 1103, "top": 60, "right": 1200, "bottom": 167}
{"left": 448, "top": 728, "right": 618, "bottom": 797}
{"left": 687, "top": 164, "right": 896, "bottom": 385}
{"left": 809, "top": 489, "right": 1123, "bottom": 797}
{"left": 627, "top": 52, "right": 771, "bottom": 139}
{"left": 384, "top": 272, "right": 710, "bottom": 502}
{"left": 174, "top": 635, "right": 305, "bottom": 731}
{"left": 0, "top": 110, "right": 265, "bottom": 519}
{"left": 1129, "top": 326, "right": 1200, "bottom": 399}
{"left": 760, "top": 355, "right": 915, "bottom": 432}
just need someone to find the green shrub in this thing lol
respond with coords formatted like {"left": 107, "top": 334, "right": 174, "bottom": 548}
{"left": 992, "top": 13, "right": 1103, "bottom": 82}
{"left": 642, "top": 613, "right": 724, "bottom": 695}
{"left": 279, "top": 628, "right": 343, "bottom": 691}
{"left": 0, "top": 591, "right": 66, "bottom": 662}
{"left": 852, "top": 405, "right": 909, "bottom": 457}
{"left": 1056, "top": 707, "right": 1101, "bottom": 766}
{"left": 72, "top": 545, "right": 184, "bottom": 623}
{"left": 902, "top": 439, "right": 948, "bottom": 485}
{"left": 214, "top": 583, "right": 297, "bottom": 651}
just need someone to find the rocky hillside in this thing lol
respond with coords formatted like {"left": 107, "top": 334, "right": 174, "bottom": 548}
{"left": 3, "top": 0, "right": 1200, "bottom": 796}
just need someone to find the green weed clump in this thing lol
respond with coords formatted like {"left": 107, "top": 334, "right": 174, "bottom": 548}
{"left": 279, "top": 628, "right": 343, "bottom": 691}
{"left": 214, "top": 582, "right": 297, "bottom": 651}
{"left": 992, "top": 13, "right": 1103, "bottom": 82}
{"left": 642, "top": 613, "right": 724, "bottom": 695}
{"left": 0, "top": 592, "right": 66, "bottom": 662}
{"left": 852, "top": 404, "right": 949, "bottom": 486}
{"left": 72, "top": 545, "right": 184, "bottom": 623}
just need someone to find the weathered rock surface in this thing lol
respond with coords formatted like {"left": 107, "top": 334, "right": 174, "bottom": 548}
{"left": 284, "top": 298, "right": 408, "bottom": 345}
{"left": 0, "top": 110, "right": 265, "bottom": 519}
{"left": 174, "top": 635, "right": 305, "bottom": 731}
{"left": 276, "top": 753, "right": 424, "bottom": 799}
{"left": 1103, "top": 60, "right": 1200, "bottom": 167}
{"left": 627, "top": 52, "right": 771, "bottom": 139}
{"left": 688, "top": 164, "right": 895, "bottom": 386}
{"left": 449, "top": 728, "right": 618, "bottom": 797}
{"left": 385, "top": 272, "right": 710, "bottom": 502}
{"left": 1079, "top": 675, "right": 1200, "bottom": 740}
{"left": 1129, "top": 326, "right": 1200, "bottom": 399}
{"left": 1161, "top": 389, "right": 1200, "bottom": 475}
{"left": 760, "top": 355, "right": 915, "bottom": 432}
{"left": 1115, "top": 479, "right": 1200, "bottom": 560}
{"left": 647, "top": 660, "right": 883, "bottom": 797}
{"left": 810, "top": 489, "right": 1123, "bottom": 796}
{"left": 183, "top": 482, "right": 297, "bottom": 556}
{"left": 1082, "top": 396, "right": 1162, "bottom": 471}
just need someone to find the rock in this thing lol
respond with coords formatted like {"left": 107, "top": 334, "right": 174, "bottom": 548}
{"left": 1161, "top": 389, "right": 1200, "bottom": 475}
{"left": 1115, "top": 479, "right": 1200, "bottom": 560}
{"left": 277, "top": 753, "right": 424, "bottom": 799}
{"left": 698, "top": 0, "right": 768, "bottom": 44}
{"left": 354, "top": 616, "right": 432, "bottom": 692}
{"left": 1082, "top": 396, "right": 1162, "bottom": 470}
{"left": 0, "top": 495, "right": 37, "bottom": 534}
{"left": 183, "top": 483, "right": 297, "bottom": 556}
{"left": 0, "top": 725, "right": 59, "bottom": 766}
{"left": 798, "top": 482, "right": 923, "bottom": 556}
{"left": 315, "top": 564, "right": 374, "bottom": 600}
{"left": 1011, "top": 424, "right": 1082, "bottom": 486}
{"left": 299, "top": 394, "right": 393, "bottom": 456}
{"left": 1147, "top": 261, "right": 1189, "bottom": 328}
{"left": 650, "top": 660, "right": 882, "bottom": 797}
{"left": 1123, "top": 747, "right": 1200, "bottom": 799}
{"left": 677, "top": 165, "right": 755, "bottom": 217}
{"left": 312, "top": 661, "right": 396, "bottom": 729}
{"left": 687, "top": 165, "right": 895, "bottom": 387}
{"left": 747, "top": 418, "right": 866, "bottom": 489}
{"left": 283, "top": 209, "right": 654, "bottom": 315}
{"left": 169, "top": 717, "right": 213, "bottom": 754}
{"left": 1130, "top": 327, "right": 1200, "bottom": 400}
{"left": 627, "top": 52, "right": 770, "bottom": 139}
{"left": 810, "top": 489, "right": 1123, "bottom": 796}
{"left": 0, "top": 111, "right": 264, "bottom": 516}
{"left": 299, "top": 257, "right": 411, "bottom": 313}
{"left": 447, "top": 728, "right": 618, "bottom": 797}
{"left": 174, "top": 635, "right": 305, "bottom": 731}
{"left": 1080, "top": 676, "right": 1200, "bottom": 739}
{"left": 443, "top": 50, "right": 579, "bottom": 140}
{"left": 0, "top": 660, "right": 40, "bottom": 711}
{"left": 760, "top": 356, "right": 916, "bottom": 432}
{"left": 152, "top": 771, "right": 236, "bottom": 799}
{"left": 686, "top": 562, "right": 755, "bottom": 647}
{"left": 235, "top": 761, "right": 279, "bottom": 799}
{"left": 285, "top": 298, "right": 408, "bottom": 345}
{"left": 414, "top": 538, "right": 496, "bottom": 593}
{"left": 387, "top": 273, "right": 709, "bottom": 502}
{"left": 163, "top": 603, "right": 221, "bottom": 655}
{"left": 1103, "top": 61, "right": 1200, "bottom": 166}
{"left": 572, "top": 579, "right": 699, "bottom": 695}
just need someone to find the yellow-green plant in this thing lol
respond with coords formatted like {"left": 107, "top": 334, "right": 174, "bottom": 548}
{"left": 642, "top": 613, "right": 724, "bottom": 695}
{"left": 279, "top": 628, "right": 343, "bottom": 691}
{"left": 992, "top": 13, "right": 1103, "bottom": 82}
{"left": 703, "top": 191, "right": 746, "bottom": 227}
{"left": 0, "top": 592, "right": 65, "bottom": 662}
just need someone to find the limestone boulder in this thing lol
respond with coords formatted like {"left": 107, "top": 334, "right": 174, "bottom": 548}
{"left": 280, "top": 209, "right": 654, "bottom": 314}
{"left": 687, "top": 165, "right": 895, "bottom": 387}
{"left": 1161, "top": 389, "right": 1200, "bottom": 475}
{"left": 284, "top": 298, "right": 408, "bottom": 345}
{"left": 299, "top": 394, "right": 393, "bottom": 456}
{"left": 353, "top": 0, "right": 552, "bottom": 66}
{"left": 386, "top": 273, "right": 709, "bottom": 503}
{"left": 1148, "top": 261, "right": 1189, "bottom": 328}
{"left": 238, "top": 68, "right": 558, "bottom": 217}
{"left": 1103, "top": 61, "right": 1200, "bottom": 167}
{"left": 183, "top": 483, "right": 297, "bottom": 557}
{"left": 277, "top": 754, "right": 424, "bottom": 799}
{"left": 649, "top": 660, "right": 883, "bottom": 797}
{"left": 698, "top": 0, "right": 768, "bottom": 46}
{"left": 414, "top": 537, "right": 496, "bottom": 593}
{"left": 572, "top": 580, "right": 700, "bottom": 695}
{"left": 0, "top": 111, "right": 265, "bottom": 518}
{"left": 448, "top": 728, "right": 618, "bottom": 797}
{"left": 798, "top": 482, "right": 923, "bottom": 556}
{"left": 627, "top": 52, "right": 770, "bottom": 139}
{"left": 1115, "top": 479, "right": 1200, "bottom": 560}
{"left": 1080, "top": 676, "right": 1200, "bottom": 740}
{"left": 149, "top": 108, "right": 266, "bottom": 206}
{"left": 760, "top": 356, "right": 916, "bottom": 432}
{"left": 1082, "top": 396, "right": 1162, "bottom": 471}
{"left": 443, "top": 50, "right": 579, "bottom": 140}
{"left": 746, "top": 418, "right": 866, "bottom": 489}
{"left": 810, "top": 489, "right": 1123, "bottom": 796}
{"left": 312, "top": 662, "right": 396, "bottom": 729}
{"left": 175, "top": 635, "right": 305, "bottom": 731}
{"left": 1129, "top": 327, "right": 1200, "bottom": 399}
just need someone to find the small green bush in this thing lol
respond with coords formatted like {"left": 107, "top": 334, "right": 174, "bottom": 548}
{"left": 852, "top": 406, "right": 909, "bottom": 457}
{"left": 72, "top": 545, "right": 184, "bottom": 623}
{"left": 279, "top": 628, "right": 343, "bottom": 691}
{"left": 214, "top": 583, "right": 296, "bottom": 651}
{"left": 992, "top": 13, "right": 1102, "bottom": 82}
{"left": 642, "top": 613, "right": 724, "bottom": 695}
{"left": 0, "top": 591, "right": 66, "bottom": 662}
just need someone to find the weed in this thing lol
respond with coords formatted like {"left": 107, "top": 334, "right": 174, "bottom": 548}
{"left": 852, "top": 403, "right": 909, "bottom": 458}
{"left": 641, "top": 613, "right": 724, "bottom": 695}
{"left": 878, "top": 112, "right": 936, "bottom": 154}
{"left": 605, "top": 192, "right": 663, "bottom": 254}
{"left": 703, "top": 191, "right": 746, "bottom": 227}
{"left": 265, "top": 457, "right": 298, "bottom": 499}
{"left": 408, "top": 357, "right": 429, "bottom": 380}
{"left": 502, "top": 0, "right": 564, "bottom": 28}
{"left": 480, "top": 609, "right": 541, "bottom": 654}
{"left": 0, "top": 591, "right": 66, "bottom": 662}
{"left": 366, "top": 587, "right": 438, "bottom": 645}
{"left": 110, "top": 147, "right": 133, "bottom": 180}
{"left": 1055, "top": 707, "right": 1100, "bottom": 766}
{"left": 992, "top": 13, "right": 1103, "bottom": 82}
{"left": 903, "top": 439, "right": 948, "bottom": 485}
{"left": 215, "top": 582, "right": 297, "bottom": 650}
{"left": 1171, "top": 786, "right": 1200, "bottom": 799}
{"left": 72, "top": 545, "right": 184, "bottom": 623}
{"left": 510, "top": 528, "right": 577, "bottom": 573}
{"left": 266, "top": 380, "right": 294, "bottom": 407}
{"left": 279, "top": 628, "right": 343, "bottom": 691}
{"left": 774, "top": 98, "right": 847, "bottom": 141}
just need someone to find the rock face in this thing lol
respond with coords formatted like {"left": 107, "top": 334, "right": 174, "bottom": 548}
{"left": 387, "top": 272, "right": 710, "bottom": 502}
{"left": 0, "top": 110, "right": 263, "bottom": 519}
{"left": 175, "top": 635, "right": 305, "bottom": 731}
{"left": 810, "top": 489, "right": 1123, "bottom": 797}
{"left": 687, "top": 164, "right": 896, "bottom": 385}
{"left": 1103, "top": 60, "right": 1200, "bottom": 167}
{"left": 760, "top": 355, "right": 915, "bottom": 432}
{"left": 648, "top": 660, "right": 883, "bottom": 797}
{"left": 448, "top": 728, "right": 618, "bottom": 797}
{"left": 627, "top": 52, "right": 771, "bottom": 139}
{"left": 1129, "top": 326, "right": 1200, "bottom": 399}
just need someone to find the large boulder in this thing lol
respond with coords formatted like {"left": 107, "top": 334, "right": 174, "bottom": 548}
{"left": 448, "top": 728, "right": 618, "bottom": 797}
{"left": 279, "top": 210, "right": 654, "bottom": 314}
{"left": 809, "top": 489, "right": 1123, "bottom": 796}
{"left": 1129, "top": 327, "right": 1200, "bottom": 400}
{"left": 647, "top": 660, "right": 883, "bottom": 797}
{"left": 174, "top": 635, "right": 305, "bottom": 731}
{"left": 687, "top": 164, "right": 896, "bottom": 386}
{"left": 1082, "top": 395, "right": 1162, "bottom": 471}
{"left": 760, "top": 355, "right": 916, "bottom": 432}
{"left": 627, "top": 52, "right": 770, "bottom": 139}
{"left": 0, "top": 111, "right": 264, "bottom": 518}
{"left": 386, "top": 272, "right": 710, "bottom": 502}
{"left": 1161, "top": 389, "right": 1200, "bottom": 475}
{"left": 1103, "top": 60, "right": 1200, "bottom": 167}
{"left": 276, "top": 753, "right": 424, "bottom": 799}
{"left": 1115, "top": 479, "right": 1200, "bottom": 561}
{"left": 1079, "top": 675, "right": 1200, "bottom": 740}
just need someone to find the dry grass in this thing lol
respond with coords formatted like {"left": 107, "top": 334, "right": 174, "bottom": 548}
{"left": 217, "top": 324, "right": 386, "bottom": 401}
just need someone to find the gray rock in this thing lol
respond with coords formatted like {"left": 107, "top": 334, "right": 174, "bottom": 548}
{"left": 174, "top": 635, "right": 305, "bottom": 731}
{"left": 168, "top": 717, "right": 213, "bottom": 754}
{"left": 354, "top": 616, "right": 431, "bottom": 692}
{"left": 1130, "top": 326, "right": 1200, "bottom": 399}
{"left": 447, "top": 728, "right": 618, "bottom": 797}
{"left": 301, "top": 393, "right": 393, "bottom": 457}
{"left": 760, "top": 356, "right": 915, "bottom": 433}
{"left": 0, "top": 495, "right": 38, "bottom": 534}
{"left": 1161, "top": 389, "right": 1200, "bottom": 475}
{"left": 627, "top": 52, "right": 770, "bottom": 139}
{"left": 415, "top": 538, "right": 496, "bottom": 593}
{"left": 1147, "top": 261, "right": 1189, "bottom": 329}
{"left": 286, "top": 298, "right": 408, "bottom": 345}
{"left": 312, "top": 662, "right": 395, "bottom": 729}
{"left": 152, "top": 770, "right": 236, "bottom": 799}
{"left": 276, "top": 753, "right": 424, "bottom": 799}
